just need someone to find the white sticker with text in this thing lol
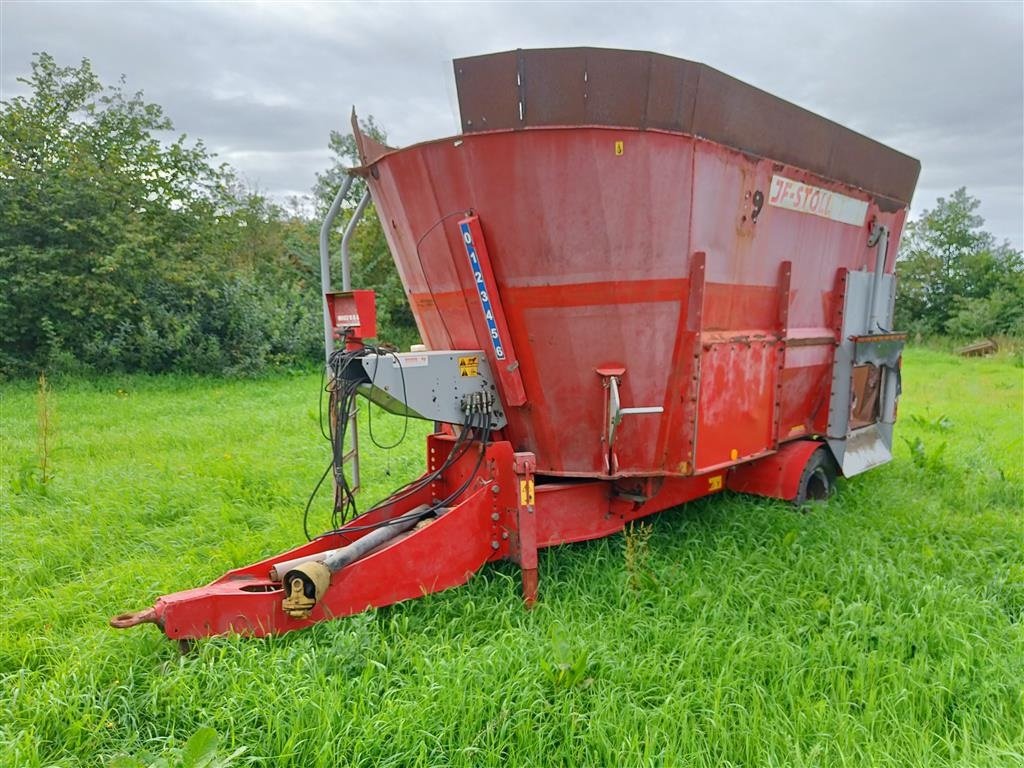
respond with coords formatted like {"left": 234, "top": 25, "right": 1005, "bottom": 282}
{"left": 394, "top": 354, "right": 429, "bottom": 368}
{"left": 768, "top": 175, "right": 868, "bottom": 227}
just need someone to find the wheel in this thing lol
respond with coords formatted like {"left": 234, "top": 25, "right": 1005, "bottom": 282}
{"left": 794, "top": 448, "right": 838, "bottom": 506}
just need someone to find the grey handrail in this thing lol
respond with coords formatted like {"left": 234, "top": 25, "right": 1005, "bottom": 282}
{"left": 341, "top": 190, "right": 371, "bottom": 291}
{"left": 866, "top": 224, "right": 889, "bottom": 334}
{"left": 319, "top": 175, "right": 355, "bottom": 364}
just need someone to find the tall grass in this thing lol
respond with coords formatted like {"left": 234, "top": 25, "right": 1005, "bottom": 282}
{"left": 0, "top": 348, "right": 1021, "bottom": 767}
{"left": 34, "top": 373, "right": 55, "bottom": 488}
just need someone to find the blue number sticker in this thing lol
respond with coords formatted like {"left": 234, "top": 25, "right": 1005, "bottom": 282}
{"left": 460, "top": 222, "right": 506, "bottom": 360}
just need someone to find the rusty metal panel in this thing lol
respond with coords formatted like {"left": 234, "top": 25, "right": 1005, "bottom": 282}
{"left": 453, "top": 47, "right": 920, "bottom": 205}
{"left": 453, "top": 50, "right": 521, "bottom": 133}
{"left": 688, "top": 64, "right": 920, "bottom": 204}
{"left": 581, "top": 48, "right": 651, "bottom": 127}
{"left": 519, "top": 48, "right": 587, "bottom": 126}
{"left": 645, "top": 53, "right": 699, "bottom": 132}
{"left": 690, "top": 65, "right": 833, "bottom": 181}
{"left": 825, "top": 128, "right": 920, "bottom": 211}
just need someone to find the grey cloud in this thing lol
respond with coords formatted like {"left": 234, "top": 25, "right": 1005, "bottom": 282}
{"left": 3, "top": 0, "right": 1021, "bottom": 247}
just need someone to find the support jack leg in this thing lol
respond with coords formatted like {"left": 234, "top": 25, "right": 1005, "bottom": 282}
{"left": 514, "top": 451, "right": 538, "bottom": 608}
{"left": 522, "top": 568, "right": 538, "bottom": 608}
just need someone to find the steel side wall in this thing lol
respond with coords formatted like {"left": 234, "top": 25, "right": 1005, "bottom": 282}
{"left": 366, "top": 126, "right": 908, "bottom": 478}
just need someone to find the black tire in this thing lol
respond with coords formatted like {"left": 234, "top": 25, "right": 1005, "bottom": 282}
{"left": 794, "top": 448, "right": 838, "bottom": 506}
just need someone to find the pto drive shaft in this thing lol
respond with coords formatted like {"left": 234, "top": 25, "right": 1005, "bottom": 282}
{"left": 280, "top": 505, "right": 429, "bottom": 618}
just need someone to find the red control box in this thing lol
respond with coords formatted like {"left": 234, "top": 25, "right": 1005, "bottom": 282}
{"left": 325, "top": 290, "right": 376, "bottom": 342}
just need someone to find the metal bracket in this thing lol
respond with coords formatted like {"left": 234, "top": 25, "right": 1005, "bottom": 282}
{"left": 825, "top": 227, "right": 903, "bottom": 477}
{"left": 597, "top": 366, "right": 664, "bottom": 474}
{"left": 513, "top": 451, "right": 538, "bottom": 606}
{"left": 350, "top": 350, "right": 507, "bottom": 428}
{"left": 866, "top": 223, "right": 890, "bottom": 334}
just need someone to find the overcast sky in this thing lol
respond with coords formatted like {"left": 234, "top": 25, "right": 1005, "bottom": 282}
{"left": 3, "top": 1, "right": 1022, "bottom": 248}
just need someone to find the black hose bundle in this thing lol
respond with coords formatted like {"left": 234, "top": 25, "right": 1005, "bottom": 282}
{"left": 302, "top": 345, "right": 492, "bottom": 541}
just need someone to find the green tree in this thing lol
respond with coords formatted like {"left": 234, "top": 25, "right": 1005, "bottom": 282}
{"left": 1, "top": 54, "right": 214, "bottom": 372}
{"left": 314, "top": 117, "right": 417, "bottom": 343}
{"left": 0, "top": 53, "right": 211, "bottom": 370}
{"left": 895, "top": 188, "right": 1024, "bottom": 338}
{"left": 0, "top": 53, "right": 323, "bottom": 375}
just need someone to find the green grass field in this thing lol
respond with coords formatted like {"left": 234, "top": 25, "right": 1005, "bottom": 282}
{"left": 1, "top": 347, "right": 1022, "bottom": 767}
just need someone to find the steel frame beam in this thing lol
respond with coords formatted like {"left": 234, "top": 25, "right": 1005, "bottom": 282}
{"left": 112, "top": 435, "right": 728, "bottom": 641}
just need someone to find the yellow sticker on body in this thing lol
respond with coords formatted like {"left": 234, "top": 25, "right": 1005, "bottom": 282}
{"left": 519, "top": 478, "right": 535, "bottom": 506}
{"left": 614, "top": 140, "right": 624, "bottom": 156}
{"left": 458, "top": 356, "right": 479, "bottom": 377}
{"left": 708, "top": 475, "right": 723, "bottom": 491}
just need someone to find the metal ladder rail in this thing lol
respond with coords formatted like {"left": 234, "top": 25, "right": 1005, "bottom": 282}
{"left": 342, "top": 403, "right": 360, "bottom": 493}
{"left": 320, "top": 175, "right": 372, "bottom": 494}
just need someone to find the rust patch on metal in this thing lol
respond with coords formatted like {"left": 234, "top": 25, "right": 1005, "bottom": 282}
{"left": 785, "top": 335, "right": 836, "bottom": 348}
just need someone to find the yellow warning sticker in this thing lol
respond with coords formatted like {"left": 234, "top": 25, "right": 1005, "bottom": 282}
{"left": 519, "top": 479, "right": 535, "bottom": 507}
{"left": 614, "top": 140, "right": 624, "bottom": 156}
{"left": 458, "top": 355, "right": 479, "bottom": 377}
{"left": 708, "top": 475, "right": 723, "bottom": 491}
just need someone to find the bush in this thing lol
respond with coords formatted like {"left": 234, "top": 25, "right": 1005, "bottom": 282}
{"left": 894, "top": 188, "right": 1023, "bottom": 339}
{"left": 0, "top": 53, "right": 419, "bottom": 378}
{"left": 945, "top": 288, "right": 1024, "bottom": 339}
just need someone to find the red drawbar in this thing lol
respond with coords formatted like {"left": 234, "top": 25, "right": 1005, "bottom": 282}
{"left": 113, "top": 438, "right": 728, "bottom": 641}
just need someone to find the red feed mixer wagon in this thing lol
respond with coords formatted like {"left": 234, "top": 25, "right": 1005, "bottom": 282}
{"left": 112, "top": 48, "right": 920, "bottom": 643}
